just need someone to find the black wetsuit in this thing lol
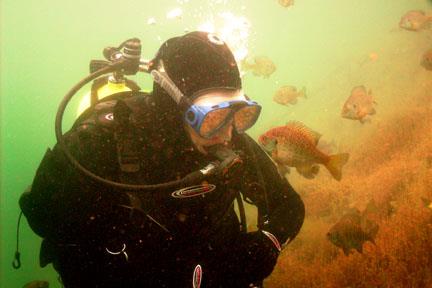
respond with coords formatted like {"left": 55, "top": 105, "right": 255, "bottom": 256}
{"left": 20, "top": 91, "right": 305, "bottom": 288}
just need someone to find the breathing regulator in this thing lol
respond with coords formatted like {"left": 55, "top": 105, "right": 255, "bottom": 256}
{"left": 55, "top": 38, "right": 242, "bottom": 191}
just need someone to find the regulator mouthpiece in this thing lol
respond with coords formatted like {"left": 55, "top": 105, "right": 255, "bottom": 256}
{"left": 207, "top": 144, "right": 242, "bottom": 177}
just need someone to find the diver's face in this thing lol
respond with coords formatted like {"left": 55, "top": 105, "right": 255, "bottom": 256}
{"left": 185, "top": 89, "right": 246, "bottom": 154}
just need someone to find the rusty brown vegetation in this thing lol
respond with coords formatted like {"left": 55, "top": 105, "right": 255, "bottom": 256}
{"left": 265, "top": 91, "right": 432, "bottom": 287}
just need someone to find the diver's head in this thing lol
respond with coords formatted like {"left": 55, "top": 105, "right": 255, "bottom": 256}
{"left": 150, "top": 31, "right": 261, "bottom": 154}
{"left": 150, "top": 31, "right": 242, "bottom": 100}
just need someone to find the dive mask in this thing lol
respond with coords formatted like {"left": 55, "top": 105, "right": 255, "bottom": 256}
{"left": 185, "top": 98, "right": 261, "bottom": 139}
{"left": 150, "top": 61, "right": 261, "bottom": 139}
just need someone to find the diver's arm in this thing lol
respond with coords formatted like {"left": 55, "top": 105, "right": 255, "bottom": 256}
{"left": 209, "top": 134, "right": 305, "bottom": 284}
{"left": 19, "top": 127, "right": 88, "bottom": 240}
{"left": 19, "top": 125, "right": 118, "bottom": 241}
{"left": 241, "top": 133, "right": 305, "bottom": 247}
{"left": 19, "top": 146, "right": 69, "bottom": 239}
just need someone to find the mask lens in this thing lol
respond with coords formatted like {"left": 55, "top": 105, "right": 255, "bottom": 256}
{"left": 200, "top": 108, "right": 232, "bottom": 137}
{"left": 234, "top": 105, "right": 260, "bottom": 132}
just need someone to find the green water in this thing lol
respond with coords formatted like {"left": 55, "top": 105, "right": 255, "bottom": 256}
{"left": 1, "top": 0, "right": 431, "bottom": 287}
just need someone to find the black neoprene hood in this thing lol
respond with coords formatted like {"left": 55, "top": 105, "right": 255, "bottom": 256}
{"left": 151, "top": 31, "right": 242, "bottom": 99}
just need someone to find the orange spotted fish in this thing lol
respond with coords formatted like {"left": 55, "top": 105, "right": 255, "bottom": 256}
{"left": 241, "top": 56, "right": 276, "bottom": 78}
{"left": 258, "top": 121, "right": 349, "bottom": 181}
{"left": 399, "top": 10, "right": 432, "bottom": 31}
{"left": 341, "top": 86, "right": 376, "bottom": 123}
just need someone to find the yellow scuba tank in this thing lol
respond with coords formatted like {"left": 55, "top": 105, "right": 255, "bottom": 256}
{"left": 76, "top": 76, "right": 133, "bottom": 118}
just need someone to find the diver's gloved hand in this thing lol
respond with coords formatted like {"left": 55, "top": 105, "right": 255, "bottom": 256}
{"left": 239, "top": 230, "right": 280, "bottom": 276}
{"left": 190, "top": 230, "right": 281, "bottom": 287}
{"left": 214, "top": 230, "right": 280, "bottom": 285}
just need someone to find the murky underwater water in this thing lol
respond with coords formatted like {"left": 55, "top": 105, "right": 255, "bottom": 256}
{"left": 1, "top": 0, "right": 432, "bottom": 287}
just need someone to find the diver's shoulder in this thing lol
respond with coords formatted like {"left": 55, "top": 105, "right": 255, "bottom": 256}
{"left": 73, "top": 91, "right": 154, "bottom": 131}
{"left": 93, "top": 90, "right": 153, "bottom": 113}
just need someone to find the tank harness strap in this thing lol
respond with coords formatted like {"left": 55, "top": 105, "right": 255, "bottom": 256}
{"left": 113, "top": 99, "right": 140, "bottom": 175}
{"left": 111, "top": 98, "right": 171, "bottom": 233}
{"left": 235, "top": 193, "right": 247, "bottom": 233}
{"left": 242, "top": 135, "right": 271, "bottom": 229}
{"left": 112, "top": 99, "right": 145, "bottom": 219}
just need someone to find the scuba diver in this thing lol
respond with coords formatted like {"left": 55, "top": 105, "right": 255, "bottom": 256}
{"left": 18, "top": 31, "right": 305, "bottom": 287}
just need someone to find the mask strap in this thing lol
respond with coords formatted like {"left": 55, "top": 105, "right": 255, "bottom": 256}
{"left": 150, "top": 61, "right": 191, "bottom": 110}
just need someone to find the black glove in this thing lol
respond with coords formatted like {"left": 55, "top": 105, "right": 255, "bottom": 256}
{"left": 208, "top": 230, "right": 280, "bottom": 286}
{"left": 237, "top": 231, "right": 280, "bottom": 278}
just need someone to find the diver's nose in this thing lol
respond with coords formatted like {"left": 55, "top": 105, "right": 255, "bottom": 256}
{"left": 220, "top": 119, "right": 233, "bottom": 141}
{"left": 225, "top": 125, "right": 233, "bottom": 140}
